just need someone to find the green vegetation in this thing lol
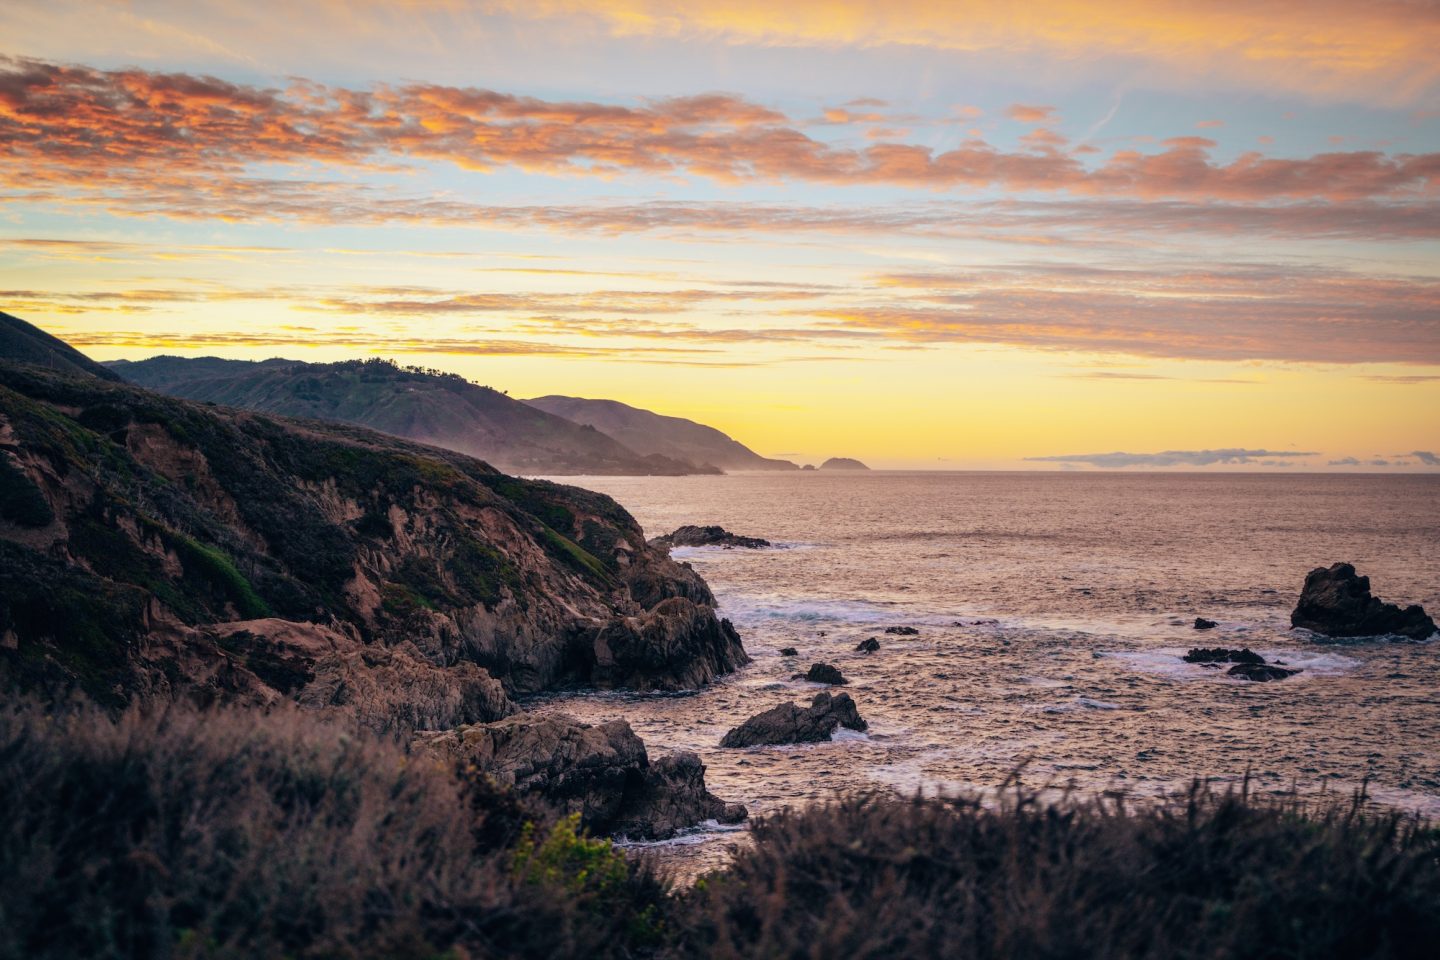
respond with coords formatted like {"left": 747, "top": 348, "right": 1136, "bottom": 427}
{"left": 541, "top": 525, "right": 611, "bottom": 582}
{"left": 173, "top": 536, "right": 271, "bottom": 619}
{"left": 0, "top": 455, "right": 53, "bottom": 527}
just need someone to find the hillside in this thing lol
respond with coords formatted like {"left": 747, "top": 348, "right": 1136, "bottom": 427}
{"left": 0, "top": 323, "right": 748, "bottom": 727}
{"left": 109, "top": 356, "right": 718, "bottom": 477}
{"left": 0, "top": 310, "right": 122, "bottom": 382}
{"left": 820, "top": 457, "right": 870, "bottom": 470}
{"left": 525, "top": 394, "right": 797, "bottom": 471}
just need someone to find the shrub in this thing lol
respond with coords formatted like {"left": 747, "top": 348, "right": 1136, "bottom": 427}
{"left": 671, "top": 786, "right": 1440, "bottom": 960}
{"left": 0, "top": 701, "right": 669, "bottom": 960}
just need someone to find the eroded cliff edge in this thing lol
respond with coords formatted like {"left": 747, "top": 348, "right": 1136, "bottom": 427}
{"left": 0, "top": 361, "right": 748, "bottom": 730}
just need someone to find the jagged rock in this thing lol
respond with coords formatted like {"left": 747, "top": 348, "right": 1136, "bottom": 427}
{"left": 856, "top": 637, "right": 881, "bottom": 653}
{"left": 792, "top": 662, "right": 846, "bottom": 685}
{"left": 418, "top": 712, "right": 745, "bottom": 840}
{"left": 779, "top": 646, "right": 799, "bottom": 657}
{"left": 0, "top": 326, "right": 750, "bottom": 720}
{"left": 1227, "top": 662, "right": 1301, "bottom": 682}
{"left": 586, "top": 596, "right": 750, "bottom": 691}
{"left": 1291, "top": 563, "right": 1436, "bottom": 640}
{"left": 884, "top": 626, "right": 919, "bottom": 636}
{"left": 719, "top": 692, "right": 867, "bottom": 748}
{"left": 1193, "top": 617, "right": 1218, "bottom": 630}
{"left": 1183, "top": 647, "right": 1264, "bottom": 664}
{"left": 650, "top": 525, "right": 771, "bottom": 550}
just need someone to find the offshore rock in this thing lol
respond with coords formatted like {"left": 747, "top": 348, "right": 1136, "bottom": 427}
{"left": 650, "top": 524, "right": 771, "bottom": 550}
{"left": 1291, "top": 563, "right": 1436, "bottom": 640}
{"left": 792, "top": 662, "right": 847, "bottom": 685}
{"left": 418, "top": 713, "right": 745, "bottom": 839}
{"left": 720, "top": 691, "right": 867, "bottom": 748}
{"left": 586, "top": 596, "right": 750, "bottom": 691}
{"left": 856, "top": 637, "right": 881, "bottom": 653}
{"left": 885, "top": 626, "right": 920, "bottom": 636}
{"left": 1227, "top": 662, "right": 1301, "bottom": 682}
{"left": 1184, "top": 648, "right": 1264, "bottom": 665}
{"left": 1193, "top": 617, "right": 1218, "bottom": 630}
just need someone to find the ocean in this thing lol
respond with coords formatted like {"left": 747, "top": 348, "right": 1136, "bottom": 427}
{"left": 532, "top": 471, "right": 1440, "bottom": 873}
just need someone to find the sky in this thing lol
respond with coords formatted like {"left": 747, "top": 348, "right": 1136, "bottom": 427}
{"left": 1, "top": 0, "right": 1437, "bottom": 470}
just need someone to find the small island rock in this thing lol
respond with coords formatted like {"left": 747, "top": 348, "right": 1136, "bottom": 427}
{"left": 650, "top": 524, "right": 771, "bottom": 550}
{"left": 792, "top": 662, "right": 846, "bottom": 685}
{"left": 719, "top": 692, "right": 868, "bottom": 748}
{"left": 1291, "top": 562, "right": 1436, "bottom": 640}
{"left": 818, "top": 457, "right": 870, "bottom": 471}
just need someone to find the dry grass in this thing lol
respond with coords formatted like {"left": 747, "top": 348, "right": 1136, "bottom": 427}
{"left": 672, "top": 784, "right": 1440, "bottom": 960}
{"left": 0, "top": 700, "right": 666, "bottom": 960}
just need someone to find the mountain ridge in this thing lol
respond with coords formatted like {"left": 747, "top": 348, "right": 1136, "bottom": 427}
{"left": 524, "top": 394, "right": 797, "bottom": 472}
{"left": 109, "top": 355, "right": 719, "bottom": 477}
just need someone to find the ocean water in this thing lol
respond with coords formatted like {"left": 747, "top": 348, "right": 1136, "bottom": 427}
{"left": 531, "top": 472, "right": 1440, "bottom": 874}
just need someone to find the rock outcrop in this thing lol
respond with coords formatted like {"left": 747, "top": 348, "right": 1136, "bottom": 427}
{"left": 650, "top": 525, "right": 771, "bottom": 550}
{"left": 586, "top": 597, "right": 750, "bottom": 690}
{"left": 418, "top": 713, "right": 745, "bottom": 839}
{"left": 0, "top": 317, "right": 749, "bottom": 722}
{"left": 792, "top": 662, "right": 846, "bottom": 685}
{"left": 1193, "top": 617, "right": 1218, "bottom": 630}
{"left": 1182, "top": 647, "right": 1299, "bottom": 681}
{"left": 1291, "top": 563, "right": 1436, "bottom": 640}
{"left": 818, "top": 457, "right": 869, "bottom": 471}
{"left": 719, "top": 692, "right": 867, "bottom": 748}
{"left": 884, "top": 626, "right": 919, "bottom": 636}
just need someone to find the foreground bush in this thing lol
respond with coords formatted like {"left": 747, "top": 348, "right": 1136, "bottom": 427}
{"left": 673, "top": 787, "right": 1440, "bottom": 960}
{"left": 0, "top": 701, "right": 666, "bottom": 960}
{"left": 3, "top": 699, "right": 1437, "bottom": 959}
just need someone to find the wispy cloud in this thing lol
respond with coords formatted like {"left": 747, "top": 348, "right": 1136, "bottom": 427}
{"left": 1027, "top": 448, "right": 1319, "bottom": 468}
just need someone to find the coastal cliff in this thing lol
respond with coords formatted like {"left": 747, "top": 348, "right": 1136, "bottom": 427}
{"left": 0, "top": 358, "right": 748, "bottom": 728}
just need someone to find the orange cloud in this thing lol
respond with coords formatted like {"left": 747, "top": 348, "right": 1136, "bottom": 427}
{"left": 5, "top": 57, "right": 1439, "bottom": 212}
{"left": 1008, "top": 104, "right": 1058, "bottom": 124}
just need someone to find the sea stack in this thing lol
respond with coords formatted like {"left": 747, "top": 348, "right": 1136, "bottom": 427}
{"left": 1291, "top": 563, "right": 1436, "bottom": 640}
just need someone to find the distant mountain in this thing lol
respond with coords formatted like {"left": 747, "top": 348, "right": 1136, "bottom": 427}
{"left": 819, "top": 457, "right": 870, "bottom": 470}
{"left": 524, "top": 395, "right": 797, "bottom": 472}
{"left": 0, "top": 310, "right": 121, "bottom": 382}
{"left": 109, "top": 356, "right": 717, "bottom": 477}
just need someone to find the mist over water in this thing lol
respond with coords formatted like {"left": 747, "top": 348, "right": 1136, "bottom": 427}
{"left": 533, "top": 472, "right": 1440, "bottom": 872}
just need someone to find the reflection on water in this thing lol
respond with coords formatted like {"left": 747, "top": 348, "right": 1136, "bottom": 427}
{"left": 530, "top": 472, "right": 1440, "bottom": 878}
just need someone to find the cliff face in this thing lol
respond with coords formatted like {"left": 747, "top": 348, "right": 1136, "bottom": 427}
{"left": 110, "top": 356, "right": 718, "bottom": 477}
{"left": 0, "top": 361, "right": 747, "bottom": 728}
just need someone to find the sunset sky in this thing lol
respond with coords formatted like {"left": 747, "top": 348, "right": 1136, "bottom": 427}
{"left": 2, "top": 1, "right": 1437, "bottom": 469}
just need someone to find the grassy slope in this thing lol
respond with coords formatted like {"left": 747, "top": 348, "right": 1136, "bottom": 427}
{"left": 112, "top": 356, "right": 715, "bottom": 475}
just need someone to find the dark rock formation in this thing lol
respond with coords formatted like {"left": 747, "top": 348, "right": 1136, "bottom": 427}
{"left": 779, "top": 646, "right": 799, "bottom": 657}
{"left": 586, "top": 597, "right": 750, "bottom": 691}
{"left": 801, "top": 464, "right": 817, "bottom": 471}
{"left": 856, "top": 637, "right": 881, "bottom": 653}
{"left": 1291, "top": 563, "right": 1436, "bottom": 640}
{"left": 818, "top": 457, "right": 870, "bottom": 471}
{"left": 884, "top": 626, "right": 919, "bottom": 636}
{"left": 1182, "top": 647, "right": 1300, "bottom": 681}
{"left": 1193, "top": 617, "right": 1218, "bottom": 630}
{"left": 650, "top": 525, "right": 771, "bottom": 550}
{"left": 418, "top": 713, "right": 745, "bottom": 839}
{"left": 0, "top": 315, "right": 749, "bottom": 721}
{"left": 1184, "top": 648, "right": 1264, "bottom": 664}
{"left": 1227, "top": 662, "right": 1301, "bottom": 682}
{"left": 719, "top": 692, "right": 867, "bottom": 748}
{"left": 792, "top": 662, "right": 846, "bottom": 685}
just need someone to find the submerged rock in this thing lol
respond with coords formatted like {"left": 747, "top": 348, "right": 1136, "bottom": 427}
{"left": 418, "top": 712, "right": 745, "bottom": 840}
{"left": 1291, "top": 563, "right": 1436, "bottom": 640}
{"left": 719, "top": 691, "right": 867, "bottom": 748}
{"left": 792, "top": 662, "right": 846, "bottom": 685}
{"left": 1227, "top": 662, "right": 1301, "bottom": 682}
{"left": 779, "top": 646, "right": 799, "bottom": 657}
{"left": 884, "top": 626, "right": 920, "bottom": 636}
{"left": 650, "top": 525, "right": 771, "bottom": 550}
{"left": 1184, "top": 647, "right": 1263, "bottom": 664}
{"left": 856, "top": 637, "right": 881, "bottom": 653}
{"left": 1181, "top": 647, "right": 1301, "bottom": 681}
{"left": 1193, "top": 617, "right": 1218, "bottom": 630}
